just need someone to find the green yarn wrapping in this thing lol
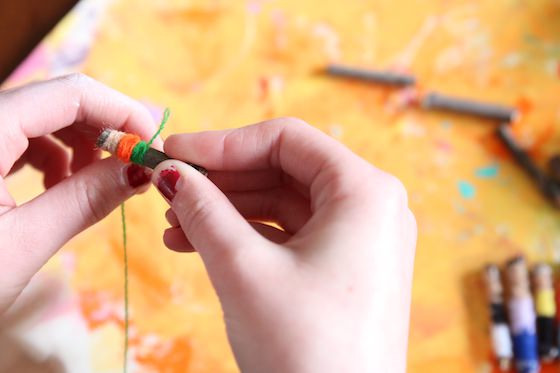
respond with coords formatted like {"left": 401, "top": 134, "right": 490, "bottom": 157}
{"left": 130, "top": 141, "right": 149, "bottom": 164}
{"left": 128, "top": 107, "right": 170, "bottom": 165}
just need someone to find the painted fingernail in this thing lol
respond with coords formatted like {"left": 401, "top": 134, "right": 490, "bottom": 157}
{"left": 156, "top": 167, "right": 180, "bottom": 201}
{"left": 126, "top": 164, "right": 152, "bottom": 188}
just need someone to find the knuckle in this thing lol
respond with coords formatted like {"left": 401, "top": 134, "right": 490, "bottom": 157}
{"left": 320, "top": 169, "right": 355, "bottom": 202}
{"left": 55, "top": 72, "right": 92, "bottom": 87}
{"left": 54, "top": 73, "right": 94, "bottom": 112}
{"left": 255, "top": 117, "right": 314, "bottom": 167}
{"left": 275, "top": 116, "right": 310, "bottom": 128}
{"left": 380, "top": 174, "right": 409, "bottom": 206}
{"left": 260, "top": 117, "right": 311, "bottom": 135}
{"left": 360, "top": 171, "right": 408, "bottom": 210}
{"left": 385, "top": 174, "right": 408, "bottom": 196}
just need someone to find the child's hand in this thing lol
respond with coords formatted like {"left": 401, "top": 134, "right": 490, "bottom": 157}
{"left": 152, "top": 118, "right": 416, "bottom": 373}
{"left": 0, "top": 74, "right": 158, "bottom": 313}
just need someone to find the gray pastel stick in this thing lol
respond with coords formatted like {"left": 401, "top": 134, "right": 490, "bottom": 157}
{"left": 326, "top": 64, "right": 416, "bottom": 86}
{"left": 422, "top": 92, "right": 518, "bottom": 123}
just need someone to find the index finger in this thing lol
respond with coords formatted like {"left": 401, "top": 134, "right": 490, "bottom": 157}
{"left": 164, "top": 118, "right": 376, "bottom": 204}
{"left": 0, "top": 74, "right": 161, "bottom": 175}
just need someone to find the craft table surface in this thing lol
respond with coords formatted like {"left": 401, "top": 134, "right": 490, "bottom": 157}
{"left": 3, "top": 0, "right": 560, "bottom": 372}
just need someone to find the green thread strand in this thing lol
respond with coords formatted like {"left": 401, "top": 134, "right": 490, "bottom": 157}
{"left": 148, "top": 108, "right": 169, "bottom": 146}
{"left": 121, "top": 203, "right": 129, "bottom": 373}
{"left": 121, "top": 108, "right": 170, "bottom": 372}
{"left": 129, "top": 108, "right": 170, "bottom": 165}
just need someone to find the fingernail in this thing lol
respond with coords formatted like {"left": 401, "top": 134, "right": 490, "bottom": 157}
{"left": 126, "top": 164, "right": 152, "bottom": 188}
{"left": 156, "top": 167, "right": 180, "bottom": 201}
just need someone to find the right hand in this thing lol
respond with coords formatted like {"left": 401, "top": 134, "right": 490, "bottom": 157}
{"left": 152, "top": 118, "right": 416, "bottom": 373}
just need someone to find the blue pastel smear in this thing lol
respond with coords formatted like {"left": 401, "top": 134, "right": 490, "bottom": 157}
{"left": 458, "top": 181, "right": 476, "bottom": 199}
{"left": 475, "top": 164, "right": 499, "bottom": 178}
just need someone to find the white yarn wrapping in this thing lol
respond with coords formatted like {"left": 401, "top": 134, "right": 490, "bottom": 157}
{"left": 99, "top": 129, "right": 125, "bottom": 154}
{"left": 491, "top": 323, "right": 513, "bottom": 359}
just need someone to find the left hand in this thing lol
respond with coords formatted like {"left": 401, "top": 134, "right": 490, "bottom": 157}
{"left": 0, "top": 74, "right": 160, "bottom": 313}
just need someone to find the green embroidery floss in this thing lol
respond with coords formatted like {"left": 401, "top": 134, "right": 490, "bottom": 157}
{"left": 121, "top": 202, "right": 129, "bottom": 373}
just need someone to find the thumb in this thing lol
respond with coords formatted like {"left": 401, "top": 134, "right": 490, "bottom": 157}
{"left": 0, "top": 158, "right": 150, "bottom": 311}
{"left": 152, "top": 160, "right": 261, "bottom": 265}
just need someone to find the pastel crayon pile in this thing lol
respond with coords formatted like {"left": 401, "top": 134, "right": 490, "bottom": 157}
{"left": 484, "top": 257, "right": 560, "bottom": 373}
{"left": 326, "top": 65, "right": 560, "bottom": 209}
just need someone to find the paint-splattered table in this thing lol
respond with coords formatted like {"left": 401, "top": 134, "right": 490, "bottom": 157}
{"left": 3, "top": 0, "right": 560, "bottom": 372}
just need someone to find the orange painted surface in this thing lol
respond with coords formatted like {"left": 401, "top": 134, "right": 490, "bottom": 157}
{"left": 4, "top": 0, "right": 560, "bottom": 371}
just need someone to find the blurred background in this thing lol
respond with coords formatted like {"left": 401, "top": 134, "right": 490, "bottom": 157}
{"left": 1, "top": 0, "right": 559, "bottom": 372}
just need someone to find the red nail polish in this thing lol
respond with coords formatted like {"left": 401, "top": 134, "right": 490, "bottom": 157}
{"left": 127, "top": 164, "right": 151, "bottom": 188}
{"left": 157, "top": 167, "right": 180, "bottom": 201}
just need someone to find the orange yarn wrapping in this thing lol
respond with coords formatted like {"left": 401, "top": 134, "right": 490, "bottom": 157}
{"left": 117, "top": 134, "right": 142, "bottom": 163}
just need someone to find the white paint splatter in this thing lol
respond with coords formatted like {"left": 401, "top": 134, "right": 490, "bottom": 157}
{"left": 313, "top": 23, "right": 341, "bottom": 61}
{"left": 390, "top": 15, "right": 439, "bottom": 69}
